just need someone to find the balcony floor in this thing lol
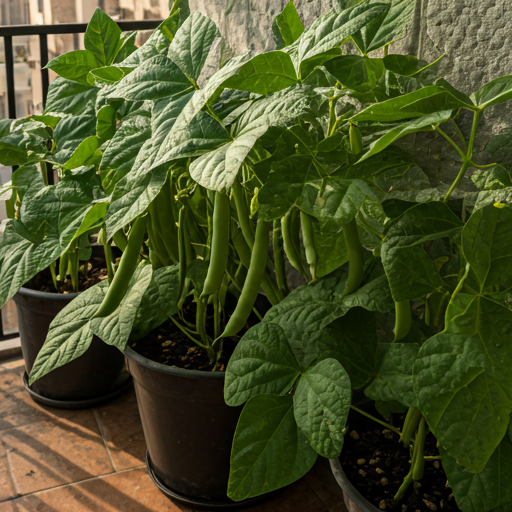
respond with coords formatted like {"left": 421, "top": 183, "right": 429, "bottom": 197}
{"left": 0, "top": 356, "right": 347, "bottom": 512}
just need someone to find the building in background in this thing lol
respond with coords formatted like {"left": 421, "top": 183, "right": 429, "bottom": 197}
{"left": 0, "top": 0, "right": 169, "bottom": 118}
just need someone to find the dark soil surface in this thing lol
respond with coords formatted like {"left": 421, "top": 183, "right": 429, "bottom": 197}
{"left": 340, "top": 417, "right": 460, "bottom": 512}
{"left": 131, "top": 318, "right": 235, "bottom": 372}
{"left": 25, "top": 259, "right": 109, "bottom": 294}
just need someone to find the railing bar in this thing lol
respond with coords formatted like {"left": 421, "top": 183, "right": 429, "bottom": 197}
{"left": 0, "top": 20, "right": 163, "bottom": 37}
{"left": 39, "top": 33, "right": 49, "bottom": 106}
{"left": 4, "top": 35, "right": 16, "bottom": 119}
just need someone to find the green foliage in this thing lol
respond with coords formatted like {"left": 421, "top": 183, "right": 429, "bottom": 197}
{"left": 3, "top": 5, "right": 512, "bottom": 511}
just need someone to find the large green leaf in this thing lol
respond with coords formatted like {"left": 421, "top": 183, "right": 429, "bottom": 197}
{"left": 105, "top": 93, "right": 192, "bottom": 237}
{"left": 297, "top": 2, "right": 390, "bottom": 79}
{"left": 294, "top": 358, "right": 351, "bottom": 458}
{"left": 352, "top": 84, "right": 475, "bottom": 122}
{"left": 320, "top": 308, "right": 379, "bottom": 389}
{"left": 167, "top": 11, "right": 220, "bottom": 83}
{"left": 105, "top": 139, "right": 168, "bottom": 238}
{"left": 352, "top": 0, "right": 415, "bottom": 53}
{"left": 357, "top": 110, "right": 453, "bottom": 162}
{"left": 45, "top": 50, "right": 98, "bottom": 85}
{"left": 130, "top": 265, "right": 180, "bottom": 341}
{"left": 441, "top": 436, "right": 512, "bottom": 512}
{"left": 84, "top": 9, "right": 122, "bottom": 67}
{"left": 224, "top": 51, "right": 298, "bottom": 95}
{"left": 414, "top": 293, "right": 512, "bottom": 473}
{"left": 44, "top": 78, "right": 98, "bottom": 116}
{"left": 91, "top": 265, "right": 153, "bottom": 349}
{"left": 29, "top": 264, "right": 151, "bottom": 384}
{"left": 365, "top": 343, "right": 420, "bottom": 407}
{"left": 153, "top": 110, "right": 230, "bottom": 170}
{"left": 51, "top": 111, "right": 97, "bottom": 166}
{"left": 0, "top": 124, "right": 48, "bottom": 166}
{"left": 471, "top": 76, "right": 512, "bottom": 109}
{"left": 165, "top": 52, "right": 253, "bottom": 140}
{"left": 462, "top": 204, "right": 512, "bottom": 295}
{"left": 109, "top": 55, "right": 192, "bottom": 101}
{"left": 189, "top": 84, "right": 324, "bottom": 191}
{"left": 224, "top": 322, "right": 302, "bottom": 407}
{"left": 325, "top": 55, "right": 385, "bottom": 93}
{"left": 0, "top": 221, "right": 61, "bottom": 308}
{"left": 29, "top": 282, "right": 108, "bottom": 384}
{"left": 273, "top": 1, "right": 304, "bottom": 48}
{"left": 228, "top": 394, "right": 317, "bottom": 501}
{"left": 381, "top": 201, "right": 463, "bottom": 301}
{"left": 100, "top": 115, "right": 152, "bottom": 194}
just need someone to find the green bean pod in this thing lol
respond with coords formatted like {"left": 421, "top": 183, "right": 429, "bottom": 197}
{"left": 282, "top": 208, "right": 306, "bottom": 277}
{"left": 401, "top": 407, "right": 422, "bottom": 447}
{"left": 58, "top": 251, "right": 69, "bottom": 281}
{"left": 300, "top": 211, "right": 317, "bottom": 280}
{"left": 231, "top": 220, "right": 280, "bottom": 306}
{"left": 95, "top": 215, "right": 147, "bottom": 318}
{"left": 394, "top": 300, "right": 412, "bottom": 342}
{"left": 232, "top": 178, "right": 255, "bottom": 249}
{"left": 69, "top": 249, "right": 79, "bottom": 293}
{"left": 113, "top": 230, "right": 128, "bottom": 252}
{"left": 202, "top": 192, "right": 230, "bottom": 297}
{"left": 412, "top": 417, "right": 427, "bottom": 481}
{"left": 343, "top": 218, "right": 364, "bottom": 294}
{"left": 220, "top": 219, "right": 270, "bottom": 338}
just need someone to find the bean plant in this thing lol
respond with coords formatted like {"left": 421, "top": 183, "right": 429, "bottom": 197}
{"left": 2, "top": 1, "right": 512, "bottom": 512}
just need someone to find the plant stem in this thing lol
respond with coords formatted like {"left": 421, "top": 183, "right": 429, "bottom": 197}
{"left": 451, "top": 118, "right": 467, "bottom": 151}
{"left": 350, "top": 406, "right": 402, "bottom": 436}
{"left": 40, "top": 161, "right": 49, "bottom": 186}
{"left": 436, "top": 126, "right": 466, "bottom": 160}
{"left": 101, "top": 227, "right": 115, "bottom": 283}
{"left": 170, "top": 316, "right": 207, "bottom": 349}
{"left": 443, "top": 110, "right": 481, "bottom": 202}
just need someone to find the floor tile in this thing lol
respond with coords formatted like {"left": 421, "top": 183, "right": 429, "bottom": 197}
{"left": 0, "top": 370, "right": 96, "bottom": 433}
{"left": 2, "top": 415, "right": 113, "bottom": 495}
{"left": 94, "top": 389, "right": 146, "bottom": 471}
{"left": 304, "top": 461, "right": 347, "bottom": 512}
{"left": 0, "top": 500, "right": 16, "bottom": 512}
{"left": 10, "top": 468, "right": 181, "bottom": 512}
{"left": 0, "top": 442, "right": 16, "bottom": 502}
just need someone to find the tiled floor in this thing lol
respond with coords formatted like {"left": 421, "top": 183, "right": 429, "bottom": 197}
{"left": 0, "top": 356, "right": 348, "bottom": 512}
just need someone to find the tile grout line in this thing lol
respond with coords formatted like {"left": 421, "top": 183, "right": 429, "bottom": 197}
{"left": 92, "top": 408, "right": 119, "bottom": 473}
{"left": 4, "top": 442, "right": 22, "bottom": 499}
{"left": 0, "top": 465, "right": 147, "bottom": 504}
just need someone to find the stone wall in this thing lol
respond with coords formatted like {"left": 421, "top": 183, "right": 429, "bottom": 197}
{"left": 188, "top": 0, "right": 512, "bottom": 188}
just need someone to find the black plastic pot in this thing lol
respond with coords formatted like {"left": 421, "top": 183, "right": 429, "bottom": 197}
{"left": 124, "top": 346, "right": 269, "bottom": 509}
{"left": 14, "top": 287, "right": 130, "bottom": 408}
{"left": 330, "top": 458, "right": 380, "bottom": 512}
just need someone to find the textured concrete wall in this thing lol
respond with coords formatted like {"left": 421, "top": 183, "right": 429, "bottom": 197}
{"left": 189, "top": 0, "right": 512, "bottom": 189}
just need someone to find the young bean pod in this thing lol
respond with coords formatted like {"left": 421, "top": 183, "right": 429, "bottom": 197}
{"left": 349, "top": 122, "right": 364, "bottom": 156}
{"left": 94, "top": 215, "right": 147, "bottom": 318}
{"left": 401, "top": 407, "right": 422, "bottom": 447}
{"left": 394, "top": 300, "right": 412, "bottom": 342}
{"left": 202, "top": 192, "right": 230, "bottom": 297}
{"left": 58, "top": 251, "right": 69, "bottom": 281}
{"left": 220, "top": 219, "right": 271, "bottom": 339}
{"left": 343, "top": 218, "right": 364, "bottom": 294}
{"left": 282, "top": 208, "right": 306, "bottom": 277}
{"left": 300, "top": 211, "right": 317, "bottom": 280}
{"left": 273, "top": 219, "right": 290, "bottom": 297}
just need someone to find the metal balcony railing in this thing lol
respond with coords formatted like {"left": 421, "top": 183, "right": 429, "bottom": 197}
{"left": 0, "top": 19, "right": 162, "bottom": 342}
